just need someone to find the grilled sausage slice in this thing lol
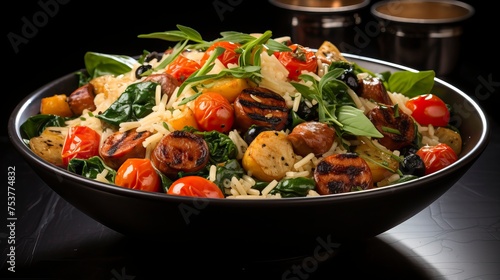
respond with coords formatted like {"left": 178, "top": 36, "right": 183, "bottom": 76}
{"left": 67, "top": 83, "right": 97, "bottom": 116}
{"left": 233, "top": 87, "right": 289, "bottom": 133}
{"left": 356, "top": 77, "right": 393, "bottom": 105}
{"left": 151, "top": 130, "right": 209, "bottom": 179}
{"left": 143, "top": 73, "right": 179, "bottom": 98}
{"left": 314, "top": 153, "right": 373, "bottom": 195}
{"left": 100, "top": 129, "right": 152, "bottom": 170}
{"left": 367, "top": 105, "right": 416, "bottom": 151}
{"left": 287, "top": 121, "right": 336, "bottom": 157}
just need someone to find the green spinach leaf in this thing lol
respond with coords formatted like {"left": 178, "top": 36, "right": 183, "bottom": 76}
{"left": 97, "top": 81, "right": 158, "bottom": 126}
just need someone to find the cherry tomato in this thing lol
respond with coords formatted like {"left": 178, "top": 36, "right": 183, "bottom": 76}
{"left": 61, "top": 126, "right": 101, "bottom": 167}
{"left": 415, "top": 143, "right": 458, "bottom": 175}
{"left": 193, "top": 91, "right": 234, "bottom": 133}
{"left": 200, "top": 41, "right": 241, "bottom": 67}
{"left": 115, "top": 158, "right": 161, "bottom": 192}
{"left": 165, "top": 55, "right": 201, "bottom": 83}
{"left": 275, "top": 44, "right": 318, "bottom": 81}
{"left": 167, "top": 176, "right": 224, "bottom": 198}
{"left": 405, "top": 94, "right": 450, "bottom": 127}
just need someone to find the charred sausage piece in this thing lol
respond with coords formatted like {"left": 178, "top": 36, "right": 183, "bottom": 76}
{"left": 287, "top": 121, "right": 336, "bottom": 157}
{"left": 233, "top": 87, "right": 289, "bottom": 133}
{"left": 67, "top": 83, "right": 97, "bottom": 115}
{"left": 100, "top": 129, "right": 152, "bottom": 170}
{"left": 356, "top": 77, "right": 393, "bottom": 105}
{"left": 143, "top": 73, "right": 179, "bottom": 98}
{"left": 151, "top": 130, "right": 209, "bottom": 179}
{"left": 314, "top": 153, "right": 373, "bottom": 195}
{"left": 367, "top": 105, "right": 416, "bottom": 151}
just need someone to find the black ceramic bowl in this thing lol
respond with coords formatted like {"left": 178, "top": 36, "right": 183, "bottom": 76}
{"left": 8, "top": 54, "right": 490, "bottom": 258}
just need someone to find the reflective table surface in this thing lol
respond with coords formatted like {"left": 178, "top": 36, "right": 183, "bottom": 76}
{"left": 1, "top": 116, "right": 499, "bottom": 279}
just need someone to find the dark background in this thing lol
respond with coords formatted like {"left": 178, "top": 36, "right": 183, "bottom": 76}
{"left": 4, "top": 0, "right": 498, "bottom": 138}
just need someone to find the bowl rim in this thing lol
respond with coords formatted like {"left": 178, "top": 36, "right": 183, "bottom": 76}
{"left": 269, "top": 0, "right": 371, "bottom": 13}
{"left": 8, "top": 53, "right": 491, "bottom": 206}
{"left": 370, "top": 0, "right": 475, "bottom": 25}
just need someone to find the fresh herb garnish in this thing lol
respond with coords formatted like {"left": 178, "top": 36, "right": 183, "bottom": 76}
{"left": 291, "top": 68, "right": 383, "bottom": 141}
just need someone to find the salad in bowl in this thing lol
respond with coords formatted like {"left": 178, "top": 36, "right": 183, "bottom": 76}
{"left": 20, "top": 25, "right": 462, "bottom": 199}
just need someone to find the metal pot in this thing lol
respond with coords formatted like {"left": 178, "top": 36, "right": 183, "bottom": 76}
{"left": 269, "top": 0, "right": 371, "bottom": 48}
{"left": 370, "top": 0, "right": 474, "bottom": 76}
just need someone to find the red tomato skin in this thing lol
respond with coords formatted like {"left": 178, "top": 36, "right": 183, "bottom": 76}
{"left": 193, "top": 91, "right": 234, "bottom": 133}
{"left": 61, "top": 126, "right": 101, "bottom": 166}
{"left": 165, "top": 55, "right": 201, "bottom": 83}
{"left": 167, "top": 176, "right": 224, "bottom": 198}
{"left": 115, "top": 158, "right": 161, "bottom": 192}
{"left": 405, "top": 94, "right": 450, "bottom": 127}
{"left": 276, "top": 44, "right": 317, "bottom": 81}
{"left": 200, "top": 41, "right": 241, "bottom": 67}
{"left": 416, "top": 143, "right": 458, "bottom": 175}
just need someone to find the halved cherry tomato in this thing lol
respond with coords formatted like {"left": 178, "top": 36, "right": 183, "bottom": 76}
{"left": 275, "top": 44, "right": 318, "bottom": 81}
{"left": 165, "top": 55, "right": 201, "bottom": 83}
{"left": 416, "top": 143, "right": 458, "bottom": 175}
{"left": 405, "top": 94, "right": 450, "bottom": 127}
{"left": 200, "top": 41, "right": 241, "bottom": 67}
{"left": 193, "top": 91, "right": 234, "bottom": 133}
{"left": 61, "top": 125, "right": 100, "bottom": 167}
{"left": 167, "top": 176, "right": 224, "bottom": 198}
{"left": 115, "top": 158, "right": 161, "bottom": 192}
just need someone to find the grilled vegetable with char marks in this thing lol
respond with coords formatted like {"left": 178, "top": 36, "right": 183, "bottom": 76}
{"left": 233, "top": 87, "right": 289, "bottom": 133}
{"left": 151, "top": 130, "right": 209, "bottom": 179}
{"left": 314, "top": 153, "right": 373, "bottom": 195}
{"left": 29, "top": 127, "right": 66, "bottom": 167}
{"left": 367, "top": 105, "right": 416, "bottom": 151}
{"left": 354, "top": 139, "right": 400, "bottom": 183}
{"left": 100, "top": 129, "right": 152, "bottom": 170}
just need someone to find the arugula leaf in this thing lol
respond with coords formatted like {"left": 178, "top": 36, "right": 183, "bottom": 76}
{"left": 152, "top": 39, "right": 189, "bottom": 71}
{"left": 137, "top": 24, "right": 205, "bottom": 44}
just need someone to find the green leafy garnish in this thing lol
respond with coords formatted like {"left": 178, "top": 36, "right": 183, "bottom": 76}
{"left": 97, "top": 81, "right": 158, "bottom": 126}
{"left": 83, "top": 52, "right": 137, "bottom": 79}
{"left": 386, "top": 70, "right": 435, "bottom": 98}
{"left": 291, "top": 68, "right": 383, "bottom": 140}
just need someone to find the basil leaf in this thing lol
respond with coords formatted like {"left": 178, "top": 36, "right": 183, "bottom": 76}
{"left": 387, "top": 70, "right": 435, "bottom": 98}
{"left": 84, "top": 52, "right": 137, "bottom": 79}
{"left": 337, "top": 106, "right": 383, "bottom": 138}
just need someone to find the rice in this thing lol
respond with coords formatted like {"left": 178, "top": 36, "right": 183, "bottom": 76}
{"left": 259, "top": 51, "right": 297, "bottom": 96}
{"left": 261, "top": 180, "right": 279, "bottom": 196}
